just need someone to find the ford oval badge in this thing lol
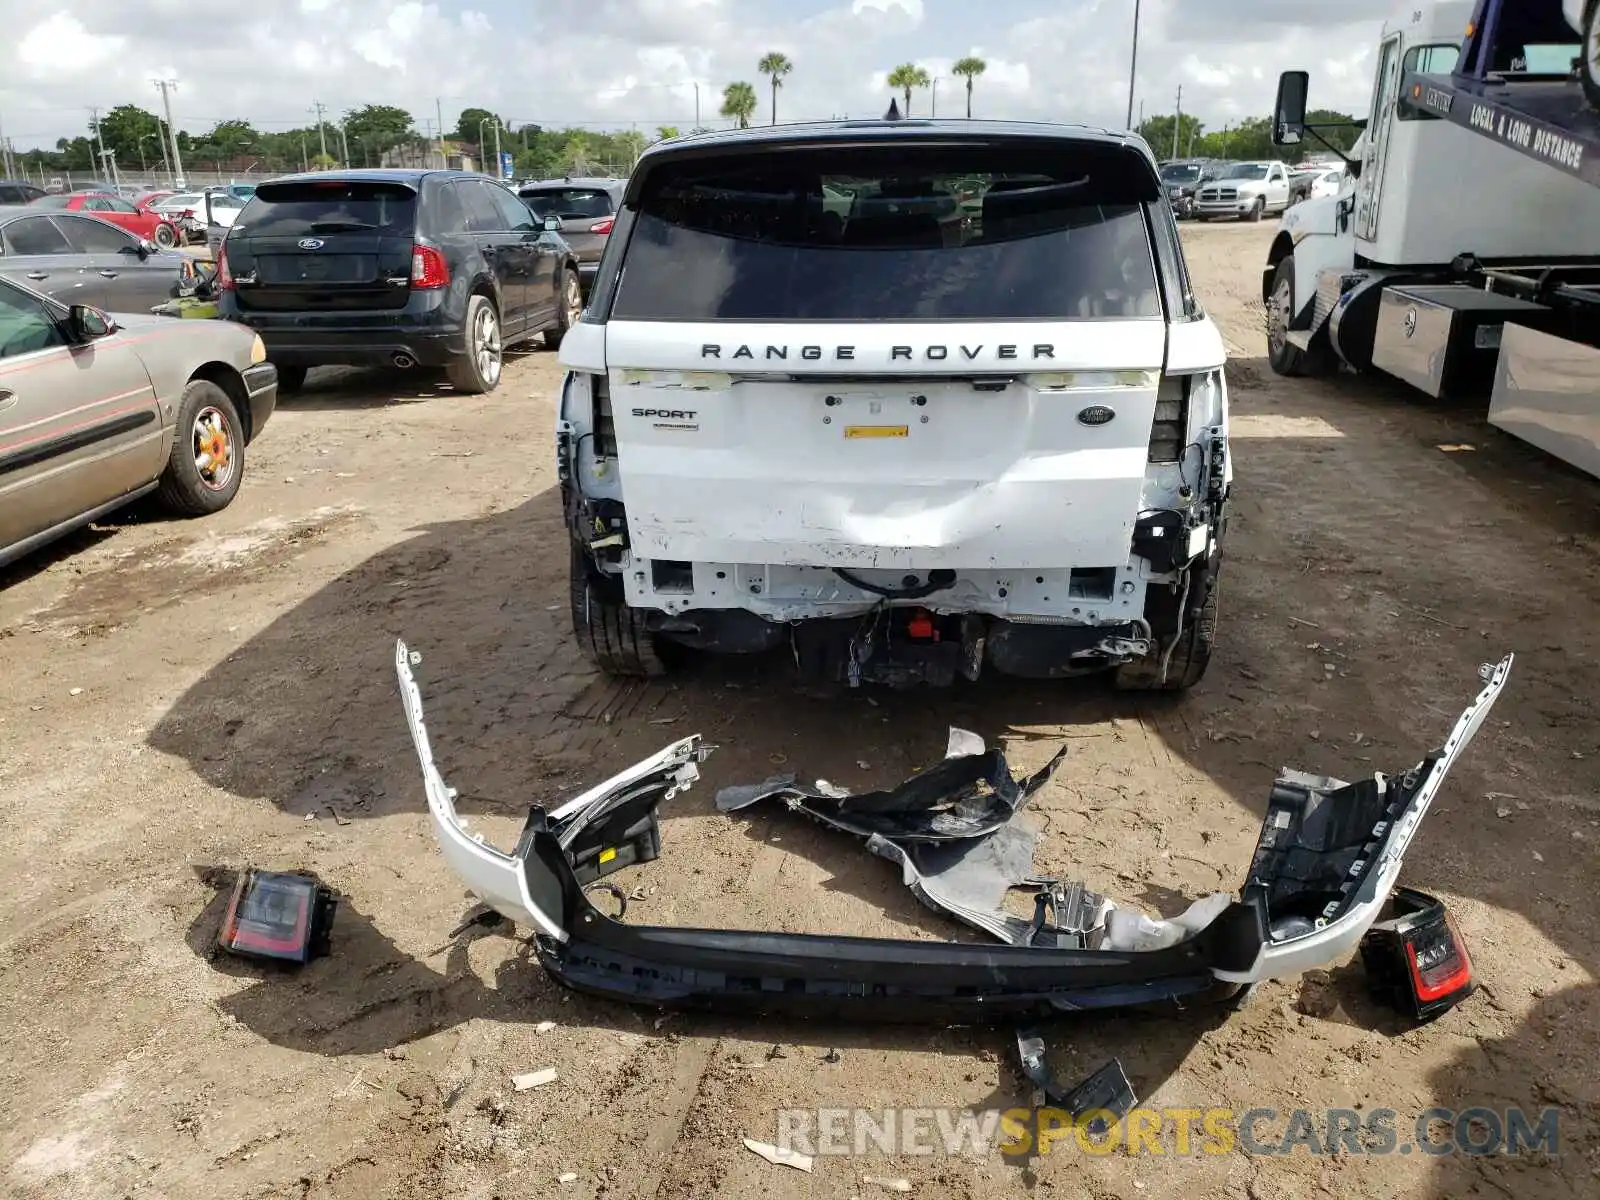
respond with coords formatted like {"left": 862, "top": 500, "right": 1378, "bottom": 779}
{"left": 1077, "top": 405, "right": 1116, "bottom": 427}
{"left": 297, "top": 238, "right": 325, "bottom": 250}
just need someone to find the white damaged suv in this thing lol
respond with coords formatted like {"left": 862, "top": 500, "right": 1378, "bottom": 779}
{"left": 556, "top": 119, "right": 1231, "bottom": 689}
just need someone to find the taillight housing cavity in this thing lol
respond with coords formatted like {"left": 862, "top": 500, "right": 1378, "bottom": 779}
{"left": 591, "top": 372, "right": 616, "bottom": 456}
{"left": 1360, "top": 887, "right": 1476, "bottom": 1022}
{"left": 410, "top": 243, "right": 450, "bottom": 289}
{"left": 215, "top": 245, "right": 234, "bottom": 290}
{"left": 1149, "top": 375, "right": 1188, "bottom": 462}
{"left": 1149, "top": 370, "right": 1223, "bottom": 464}
{"left": 589, "top": 217, "right": 615, "bottom": 235}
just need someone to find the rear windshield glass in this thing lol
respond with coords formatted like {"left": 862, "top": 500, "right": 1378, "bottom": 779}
{"left": 234, "top": 180, "right": 417, "bottom": 238}
{"left": 611, "top": 144, "right": 1161, "bottom": 322}
{"left": 520, "top": 187, "right": 614, "bottom": 219}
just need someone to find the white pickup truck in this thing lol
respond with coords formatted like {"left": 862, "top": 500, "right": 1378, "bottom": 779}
{"left": 1194, "top": 160, "right": 1294, "bottom": 221}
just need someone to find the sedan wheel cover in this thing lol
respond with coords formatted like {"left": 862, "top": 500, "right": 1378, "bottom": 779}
{"left": 193, "top": 406, "right": 235, "bottom": 491}
{"left": 474, "top": 305, "right": 502, "bottom": 384}
{"left": 565, "top": 277, "right": 581, "bottom": 327}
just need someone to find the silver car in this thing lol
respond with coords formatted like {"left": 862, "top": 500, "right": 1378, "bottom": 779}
{"left": 516, "top": 178, "right": 624, "bottom": 295}
{"left": 0, "top": 206, "right": 197, "bottom": 314}
{"left": 0, "top": 275, "right": 278, "bottom": 570}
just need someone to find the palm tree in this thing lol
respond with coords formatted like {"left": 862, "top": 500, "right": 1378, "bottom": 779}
{"left": 886, "top": 63, "right": 931, "bottom": 117}
{"left": 720, "top": 81, "right": 758, "bottom": 129}
{"left": 953, "top": 56, "right": 987, "bottom": 118}
{"left": 757, "top": 52, "right": 793, "bottom": 125}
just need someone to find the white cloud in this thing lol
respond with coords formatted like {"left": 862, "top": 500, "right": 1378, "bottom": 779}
{"left": 0, "top": 0, "right": 1387, "bottom": 148}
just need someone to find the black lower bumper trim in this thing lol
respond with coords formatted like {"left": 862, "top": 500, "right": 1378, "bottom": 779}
{"left": 526, "top": 829, "right": 1267, "bottom": 1021}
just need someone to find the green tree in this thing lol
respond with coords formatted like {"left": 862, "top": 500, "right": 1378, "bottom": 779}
{"left": 887, "top": 63, "right": 930, "bottom": 116}
{"left": 93, "top": 105, "right": 163, "bottom": 167}
{"left": 206, "top": 119, "right": 258, "bottom": 159}
{"left": 720, "top": 81, "right": 758, "bottom": 129}
{"left": 453, "top": 106, "right": 501, "bottom": 144}
{"left": 344, "top": 104, "right": 415, "bottom": 159}
{"left": 952, "top": 56, "right": 986, "bottom": 118}
{"left": 757, "top": 51, "right": 793, "bottom": 124}
{"left": 656, "top": 125, "right": 681, "bottom": 141}
{"left": 1138, "top": 113, "right": 1206, "bottom": 159}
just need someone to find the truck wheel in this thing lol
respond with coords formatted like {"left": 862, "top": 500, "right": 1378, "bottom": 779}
{"left": 1246, "top": 197, "right": 1266, "bottom": 223}
{"left": 1114, "top": 568, "right": 1218, "bottom": 693}
{"left": 1266, "top": 257, "right": 1333, "bottom": 377}
{"left": 1583, "top": 2, "right": 1600, "bottom": 111}
{"left": 569, "top": 541, "right": 668, "bottom": 678}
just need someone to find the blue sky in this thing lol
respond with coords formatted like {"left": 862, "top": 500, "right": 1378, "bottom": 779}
{"left": 0, "top": 0, "right": 1398, "bottom": 149}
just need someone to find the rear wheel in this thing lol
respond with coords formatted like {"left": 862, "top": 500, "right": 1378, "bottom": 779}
{"left": 152, "top": 222, "right": 178, "bottom": 249}
{"left": 1114, "top": 563, "right": 1218, "bottom": 693}
{"left": 1266, "top": 257, "right": 1333, "bottom": 377}
{"left": 157, "top": 381, "right": 245, "bottom": 517}
{"left": 569, "top": 541, "right": 668, "bottom": 678}
{"left": 544, "top": 268, "right": 581, "bottom": 350}
{"left": 1584, "top": 2, "right": 1600, "bottom": 111}
{"left": 447, "top": 294, "right": 502, "bottom": 394}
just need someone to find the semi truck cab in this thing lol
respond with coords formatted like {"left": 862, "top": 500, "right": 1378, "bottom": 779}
{"left": 1262, "top": 0, "right": 1600, "bottom": 479}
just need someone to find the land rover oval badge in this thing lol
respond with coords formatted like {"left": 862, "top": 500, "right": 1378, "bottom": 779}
{"left": 1077, "top": 405, "right": 1116, "bottom": 426}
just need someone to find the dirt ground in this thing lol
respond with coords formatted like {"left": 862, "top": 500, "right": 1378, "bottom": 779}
{"left": 1, "top": 221, "right": 1597, "bottom": 1200}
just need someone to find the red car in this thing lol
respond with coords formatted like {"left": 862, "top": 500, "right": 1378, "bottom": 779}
{"left": 29, "top": 191, "right": 180, "bottom": 249}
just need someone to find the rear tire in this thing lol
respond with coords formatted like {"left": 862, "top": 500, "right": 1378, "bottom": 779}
{"left": 157, "top": 380, "right": 245, "bottom": 517}
{"left": 447, "top": 294, "right": 502, "bottom": 394}
{"left": 275, "top": 365, "right": 309, "bottom": 394}
{"left": 1583, "top": 2, "right": 1600, "bottom": 112}
{"left": 153, "top": 222, "right": 178, "bottom": 249}
{"left": 1114, "top": 565, "right": 1218, "bottom": 693}
{"left": 544, "top": 267, "right": 581, "bottom": 350}
{"left": 1266, "top": 257, "right": 1333, "bottom": 377}
{"left": 569, "top": 541, "right": 668, "bottom": 678}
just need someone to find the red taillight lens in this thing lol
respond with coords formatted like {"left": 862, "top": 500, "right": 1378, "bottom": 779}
{"left": 411, "top": 243, "right": 450, "bottom": 289}
{"left": 215, "top": 245, "right": 234, "bottom": 290}
{"left": 1406, "top": 913, "right": 1474, "bottom": 1003}
{"left": 589, "top": 217, "right": 614, "bottom": 235}
{"left": 1360, "top": 888, "right": 1476, "bottom": 1022}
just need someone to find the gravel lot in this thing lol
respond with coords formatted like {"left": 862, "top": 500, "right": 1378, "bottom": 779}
{"left": 1, "top": 220, "right": 1596, "bottom": 1200}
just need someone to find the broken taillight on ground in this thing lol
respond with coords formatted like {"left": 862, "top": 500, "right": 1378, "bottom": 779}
{"left": 1360, "top": 887, "right": 1476, "bottom": 1021}
{"left": 217, "top": 869, "right": 337, "bottom": 964}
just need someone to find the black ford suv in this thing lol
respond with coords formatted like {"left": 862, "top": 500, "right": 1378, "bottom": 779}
{"left": 217, "top": 170, "right": 584, "bottom": 393}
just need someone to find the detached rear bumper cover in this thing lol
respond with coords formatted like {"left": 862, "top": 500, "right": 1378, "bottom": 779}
{"left": 396, "top": 641, "right": 1510, "bottom": 1018}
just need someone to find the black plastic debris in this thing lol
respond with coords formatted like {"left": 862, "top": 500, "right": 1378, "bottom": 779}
{"left": 217, "top": 869, "right": 337, "bottom": 964}
{"left": 715, "top": 737, "right": 1067, "bottom": 842}
{"left": 1015, "top": 1028, "right": 1137, "bottom": 1133}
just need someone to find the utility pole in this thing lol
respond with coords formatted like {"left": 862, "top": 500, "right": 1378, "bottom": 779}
{"left": 694, "top": 82, "right": 701, "bottom": 129}
{"left": 1125, "top": 0, "right": 1142, "bottom": 128}
{"left": 89, "top": 106, "right": 107, "bottom": 178}
{"left": 300, "top": 132, "right": 309, "bottom": 172}
{"left": 311, "top": 101, "right": 328, "bottom": 163}
{"left": 435, "top": 97, "right": 447, "bottom": 168}
{"left": 1172, "top": 85, "right": 1183, "bottom": 160}
{"left": 337, "top": 122, "right": 350, "bottom": 168}
{"left": 156, "top": 117, "right": 173, "bottom": 185}
{"left": 493, "top": 120, "right": 502, "bottom": 179}
{"left": 153, "top": 80, "right": 185, "bottom": 187}
{"left": 0, "top": 110, "right": 13, "bottom": 178}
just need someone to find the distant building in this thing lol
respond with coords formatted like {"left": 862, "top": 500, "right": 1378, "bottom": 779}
{"left": 380, "top": 138, "right": 475, "bottom": 171}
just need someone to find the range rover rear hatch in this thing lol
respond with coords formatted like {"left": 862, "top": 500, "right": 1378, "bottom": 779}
{"left": 396, "top": 641, "right": 1511, "bottom": 1020}
{"left": 589, "top": 134, "right": 1179, "bottom": 573}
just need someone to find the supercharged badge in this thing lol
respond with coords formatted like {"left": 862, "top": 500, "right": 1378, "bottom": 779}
{"left": 633, "top": 407, "right": 699, "bottom": 430}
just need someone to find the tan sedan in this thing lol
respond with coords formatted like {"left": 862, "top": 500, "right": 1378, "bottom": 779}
{"left": 0, "top": 275, "right": 277, "bottom": 570}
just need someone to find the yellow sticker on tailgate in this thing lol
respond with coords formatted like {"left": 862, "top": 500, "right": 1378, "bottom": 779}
{"left": 844, "top": 425, "right": 910, "bottom": 439}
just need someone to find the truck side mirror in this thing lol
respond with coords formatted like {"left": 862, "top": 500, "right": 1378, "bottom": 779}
{"left": 1274, "top": 71, "right": 1309, "bottom": 146}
